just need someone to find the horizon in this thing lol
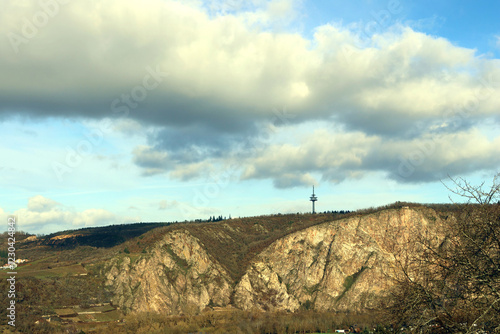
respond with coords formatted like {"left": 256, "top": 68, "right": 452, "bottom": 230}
{"left": 1, "top": 0, "right": 499, "bottom": 234}
{"left": 4, "top": 200, "right": 466, "bottom": 236}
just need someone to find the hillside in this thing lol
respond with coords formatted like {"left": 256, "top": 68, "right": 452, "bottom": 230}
{"left": 105, "top": 204, "right": 451, "bottom": 314}
{"left": 0, "top": 202, "right": 461, "bottom": 332}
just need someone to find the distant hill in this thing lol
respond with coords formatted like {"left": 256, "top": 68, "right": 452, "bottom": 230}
{"left": 35, "top": 222, "right": 174, "bottom": 248}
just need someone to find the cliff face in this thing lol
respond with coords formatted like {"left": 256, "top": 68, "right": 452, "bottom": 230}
{"left": 105, "top": 230, "right": 232, "bottom": 314}
{"left": 106, "top": 207, "right": 449, "bottom": 313}
{"left": 234, "top": 207, "right": 448, "bottom": 312}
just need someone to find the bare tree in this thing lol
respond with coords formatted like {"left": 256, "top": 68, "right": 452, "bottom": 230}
{"left": 443, "top": 173, "right": 500, "bottom": 205}
{"left": 388, "top": 173, "right": 500, "bottom": 333}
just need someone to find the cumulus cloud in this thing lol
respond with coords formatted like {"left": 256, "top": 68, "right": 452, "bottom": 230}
{"left": 158, "top": 200, "right": 179, "bottom": 210}
{"left": 0, "top": 196, "right": 121, "bottom": 234}
{"left": 3, "top": 1, "right": 496, "bottom": 128}
{"left": 1, "top": 0, "right": 499, "bottom": 188}
{"left": 27, "top": 195, "right": 59, "bottom": 212}
{"left": 241, "top": 127, "right": 500, "bottom": 185}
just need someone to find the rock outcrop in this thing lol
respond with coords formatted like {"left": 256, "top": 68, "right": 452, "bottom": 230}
{"left": 106, "top": 230, "right": 232, "bottom": 314}
{"left": 106, "top": 207, "right": 449, "bottom": 314}
{"left": 234, "top": 207, "right": 448, "bottom": 312}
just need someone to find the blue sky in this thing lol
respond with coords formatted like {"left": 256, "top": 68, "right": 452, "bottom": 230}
{"left": 0, "top": 0, "right": 499, "bottom": 234}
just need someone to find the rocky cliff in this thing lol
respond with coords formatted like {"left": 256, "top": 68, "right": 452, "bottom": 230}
{"left": 105, "top": 206, "right": 450, "bottom": 314}
{"left": 106, "top": 229, "right": 232, "bottom": 314}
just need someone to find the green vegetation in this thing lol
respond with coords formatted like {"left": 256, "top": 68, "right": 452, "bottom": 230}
{"left": 343, "top": 267, "right": 366, "bottom": 292}
{"left": 164, "top": 244, "right": 189, "bottom": 272}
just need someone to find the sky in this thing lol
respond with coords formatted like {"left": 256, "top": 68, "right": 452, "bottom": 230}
{"left": 0, "top": 0, "right": 499, "bottom": 234}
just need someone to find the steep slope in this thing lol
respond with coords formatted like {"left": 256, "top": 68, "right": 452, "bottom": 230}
{"left": 234, "top": 207, "right": 449, "bottom": 312}
{"left": 105, "top": 206, "right": 451, "bottom": 314}
{"left": 106, "top": 230, "right": 232, "bottom": 314}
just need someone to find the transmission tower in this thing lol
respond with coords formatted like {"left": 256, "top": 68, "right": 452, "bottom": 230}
{"left": 310, "top": 186, "right": 318, "bottom": 214}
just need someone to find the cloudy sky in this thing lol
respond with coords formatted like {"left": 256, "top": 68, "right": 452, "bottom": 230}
{"left": 1, "top": 0, "right": 499, "bottom": 234}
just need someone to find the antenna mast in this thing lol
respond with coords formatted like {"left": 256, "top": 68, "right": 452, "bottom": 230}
{"left": 310, "top": 186, "right": 318, "bottom": 214}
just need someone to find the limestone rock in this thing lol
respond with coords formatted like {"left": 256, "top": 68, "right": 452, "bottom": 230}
{"left": 106, "top": 229, "right": 232, "bottom": 314}
{"left": 106, "top": 207, "right": 448, "bottom": 314}
{"left": 233, "top": 207, "right": 447, "bottom": 312}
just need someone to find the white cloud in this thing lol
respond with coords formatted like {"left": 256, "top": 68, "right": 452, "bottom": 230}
{"left": 239, "top": 126, "right": 500, "bottom": 185}
{"left": 158, "top": 199, "right": 179, "bottom": 210}
{"left": 3, "top": 1, "right": 496, "bottom": 128}
{"left": 27, "top": 195, "right": 59, "bottom": 212}
{"left": 0, "top": 0, "right": 499, "bottom": 188}
{"left": 169, "top": 161, "right": 216, "bottom": 181}
{"left": 0, "top": 195, "right": 122, "bottom": 234}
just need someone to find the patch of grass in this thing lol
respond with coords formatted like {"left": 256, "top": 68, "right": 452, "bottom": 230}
{"left": 93, "top": 309, "right": 122, "bottom": 322}
{"left": 338, "top": 266, "right": 367, "bottom": 301}
{"left": 0, "top": 262, "right": 86, "bottom": 278}
{"left": 164, "top": 244, "right": 189, "bottom": 272}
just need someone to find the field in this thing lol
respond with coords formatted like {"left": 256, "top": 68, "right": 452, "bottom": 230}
{"left": 0, "top": 258, "right": 87, "bottom": 279}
